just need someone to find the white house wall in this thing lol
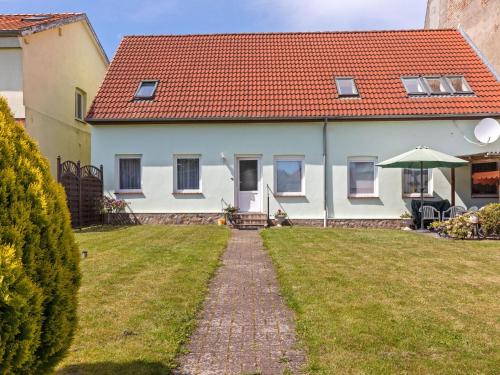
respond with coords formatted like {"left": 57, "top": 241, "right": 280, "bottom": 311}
{"left": 92, "top": 123, "right": 325, "bottom": 219}
{"left": 92, "top": 119, "right": 499, "bottom": 219}
{"left": 328, "top": 119, "right": 499, "bottom": 219}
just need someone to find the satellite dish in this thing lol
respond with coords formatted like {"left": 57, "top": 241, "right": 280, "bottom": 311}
{"left": 474, "top": 118, "right": 500, "bottom": 144}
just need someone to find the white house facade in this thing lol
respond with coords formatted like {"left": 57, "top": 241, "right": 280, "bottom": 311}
{"left": 88, "top": 30, "right": 500, "bottom": 226}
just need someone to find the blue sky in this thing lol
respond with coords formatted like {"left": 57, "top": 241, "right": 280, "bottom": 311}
{"left": 1, "top": 0, "right": 428, "bottom": 59}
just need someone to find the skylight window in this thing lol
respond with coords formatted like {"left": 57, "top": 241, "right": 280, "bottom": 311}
{"left": 134, "top": 80, "right": 158, "bottom": 100}
{"left": 402, "top": 75, "right": 473, "bottom": 97}
{"left": 22, "top": 15, "right": 51, "bottom": 22}
{"left": 335, "top": 78, "right": 359, "bottom": 97}
{"left": 402, "top": 77, "right": 427, "bottom": 95}
{"left": 423, "top": 77, "right": 450, "bottom": 95}
{"left": 446, "top": 76, "right": 473, "bottom": 94}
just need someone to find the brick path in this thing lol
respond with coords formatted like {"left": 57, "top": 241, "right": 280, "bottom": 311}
{"left": 176, "top": 229, "right": 305, "bottom": 375}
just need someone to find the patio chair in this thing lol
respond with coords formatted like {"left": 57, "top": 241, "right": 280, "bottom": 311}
{"left": 442, "top": 205, "right": 466, "bottom": 220}
{"left": 420, "top": 205, "right": 441, "bottom": 224}
{"left": 467, "top": 206, "right": 479, "bottom": 213}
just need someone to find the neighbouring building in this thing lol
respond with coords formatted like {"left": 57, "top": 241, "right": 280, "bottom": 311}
{"left": 87, "top": 30, "right": 500, "bottom": 226}
{"left": 425, "top": 0, "right": 500, "bottom": 75}
{"left": 0, "top": 13, "right": 109, "bottom": 174}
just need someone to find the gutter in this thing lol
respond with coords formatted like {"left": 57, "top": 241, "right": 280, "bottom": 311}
{"left": 323, "top": 118, "right": 328, "bottom": 227}
{"left": 86, "top": 112, "right": 500, "bottom": 125}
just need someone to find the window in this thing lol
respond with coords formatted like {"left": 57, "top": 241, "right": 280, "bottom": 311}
{"left": 471, "top": 160, "right": 499, "bottom": 197}
{"left": 174, "top": 156, "right": 201, "bottom": 193}
{"left": 446, "top": 76, "right": 473, "bottom": 94}
{"left": 134, "top": 80, "right": 158, "bottom": 100}
{"left": 402, "top": 77, "right": 427, "bottom": 95}
{"left": 403, "top": 168, "right": 432, "bottom": 197}
{"left": 335, "top": 78, "right": 359, "bottom": 97}
{"left": 402, "top": 75, "right": 474, "bottom": 96}
{"left": 423, "top": 77, "right": 450, "bottom": 95}
{"left": 22, "top": 15, "right": 51, "bottom": 21}
{"left": 116, "top": 155, "right": 141, "bottom": 193}
{"left": 348, "top": 158, "right": 378, "bottom": 197}
{"left": 274, "top": 157, "right": 305, "bottom": 195}
{"left": 75, "top": 89, "right": 86, "bottom": 121}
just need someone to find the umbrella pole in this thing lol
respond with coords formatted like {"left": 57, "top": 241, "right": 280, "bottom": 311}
{"left": 420, "top": 161, "right": 424, "bottom": 230}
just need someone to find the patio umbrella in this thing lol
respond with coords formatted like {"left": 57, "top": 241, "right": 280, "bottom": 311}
{"left": 377, "top": 146, "right": 469, "bottom": 229}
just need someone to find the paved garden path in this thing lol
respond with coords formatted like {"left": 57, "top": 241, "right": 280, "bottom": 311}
{"left": 176, "top": 229, "right": 305, "bottom": 375}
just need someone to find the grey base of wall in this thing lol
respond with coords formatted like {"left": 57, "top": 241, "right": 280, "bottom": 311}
{"left": 105, "top": 213, "right": 408, "bottom": 229}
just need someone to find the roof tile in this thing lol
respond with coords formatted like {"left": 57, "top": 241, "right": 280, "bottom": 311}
{"left": 87, "top": 30, "right": 500, "bottom": 122}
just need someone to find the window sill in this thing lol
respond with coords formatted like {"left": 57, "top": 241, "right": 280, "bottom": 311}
{"left": 114, "top": 190, "right": 143, "bottom": 195}
{"left": 471, "top": 194, "right": 498, "bottom": 198}
{"left": 274, "top": 193, "right": 305, "bottom": 197}
{"left": 173, "top": 191, "right": 203, "bottom": 195}
{"left": 403, "top": 194, "right": 434, "bottom": 199}
{"left": 348, "top": 195, "right": 379, "bottom": 199}
{"left": 74, "top": 117, "right": 87, "bottom": 124}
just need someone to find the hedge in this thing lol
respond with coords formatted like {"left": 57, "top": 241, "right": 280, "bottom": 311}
{"left": 0, "top": 97, "right": 81, "bottom": 374}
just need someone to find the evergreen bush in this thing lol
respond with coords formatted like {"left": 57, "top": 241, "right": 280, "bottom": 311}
{"left": 0, "top": 97, "right": 80, "bottom": 374}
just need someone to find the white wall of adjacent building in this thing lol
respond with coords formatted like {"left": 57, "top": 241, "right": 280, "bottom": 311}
{"left": 92, "top": 119, "right": 499, "bottom": 219}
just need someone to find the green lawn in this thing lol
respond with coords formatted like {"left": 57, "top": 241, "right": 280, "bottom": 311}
{"left": 262, "top": 228, "right": 500, "bottom": 375}
{"left": 56, "top": 225, "right": 229, "bottom": 375}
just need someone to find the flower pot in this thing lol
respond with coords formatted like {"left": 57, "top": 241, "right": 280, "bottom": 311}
{"left": 275, "top": 216, "right": 287, "bottom": 227}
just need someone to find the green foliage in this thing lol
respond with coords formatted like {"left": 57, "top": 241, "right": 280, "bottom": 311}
{"left": 431, "top": 204, "right": 500, "bottom": 239}
{"left": 0, "top": 97, "right": 81, "bottom": 374}
{"left": 478, "top": 203, "right": 500, "bottom": 238}
{"left": 430, "top": 215, "right": 475, "bottom": 239}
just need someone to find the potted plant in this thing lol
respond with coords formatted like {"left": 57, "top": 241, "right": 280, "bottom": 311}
{"left": 100, "top": 196, "right": 127, "bottom": 223}
{"left": 274, "top": 209, "right": 288, "bottom": 227}
{"left": 222, "top": 204, "right": 238, "bottom": 225}
{"left": 400, "top": 211, "right": 413, "bottom": 229}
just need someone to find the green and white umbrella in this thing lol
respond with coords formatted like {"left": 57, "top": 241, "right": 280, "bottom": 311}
{"left": 378, "top": 146, "right": 469, "bottom": 229}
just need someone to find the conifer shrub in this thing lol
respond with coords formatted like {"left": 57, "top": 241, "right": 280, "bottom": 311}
{"left": 0, "top": 97, "right": 80, "bottom": 374}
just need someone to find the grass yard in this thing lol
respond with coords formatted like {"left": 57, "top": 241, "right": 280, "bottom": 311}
{"left": 262, "top": 228, "right": 500, "bottom": 375}
{"left": 56, "top": 225, "right": 229, "bottom": 375}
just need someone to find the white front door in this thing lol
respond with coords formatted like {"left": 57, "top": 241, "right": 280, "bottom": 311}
{"left": 237, "top": 157, "right": 262, "bottom": 212}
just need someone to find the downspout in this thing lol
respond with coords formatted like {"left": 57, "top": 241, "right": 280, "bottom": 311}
{"left": 323, "top": 118, "right": 328, "bottom": 227}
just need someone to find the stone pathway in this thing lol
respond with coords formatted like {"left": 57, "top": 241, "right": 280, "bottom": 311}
{"left": 176, "top": 229, "right": 305, "bottom": 375}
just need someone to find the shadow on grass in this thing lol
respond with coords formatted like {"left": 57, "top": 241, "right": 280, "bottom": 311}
{"left": 74, "top": 225, "right": 133, "bottom": 234}
{"left": 56, "top": 360, "right": 173, "bottom": 375}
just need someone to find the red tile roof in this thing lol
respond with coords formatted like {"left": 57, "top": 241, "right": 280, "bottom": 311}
{"left": 87, "top": 30, "right": 500, "bottom": 122}
{"left": 0, "top": 13, "right": 84, "bottom": 34}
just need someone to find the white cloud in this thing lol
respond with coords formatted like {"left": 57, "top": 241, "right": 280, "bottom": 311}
{"left": 246, "top": 0, "right": 427, "bottom": 30}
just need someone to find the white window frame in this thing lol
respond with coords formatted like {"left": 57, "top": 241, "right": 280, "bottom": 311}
{"left": 335, "top": 77, "right": 359, "bottom": 97}
{"left": 401, "top": 77, "right": 427, "bottom": 96}
{"left": 75, "top": 88, "right": 86, "bottom": 122}
{"left": 402, "top": 168, "right": 434, "bottom": 198}
{"left": 347, "top": 157, "right": 379, "bottom": 198}
{"left": 445, "top": 75, "right": 473, "bottom": 95}
{"left": 173, "top": 154, "right": 202, "bottom": 194}
{"left": 273, "top": 156, "right": 305, "bottom": 196}
{"left": 115, "top": 154, "right": 142, "bottom": 194}
{"left": 422, "top": 76, "right": 451, "bottom": 95}
{"left": 134, "top": 80, "right": 159, "bottom": 100}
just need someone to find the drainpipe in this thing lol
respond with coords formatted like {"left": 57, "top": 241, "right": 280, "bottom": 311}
{"left": 323, "top": 118, "right": 328, "bottom": 227}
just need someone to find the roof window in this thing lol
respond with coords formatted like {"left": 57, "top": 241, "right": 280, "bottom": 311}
{"left": 402, "top": 77, "right": 427, "bottom": 95}
{"left": 402, "top": 75, "right": 473, "bottom": 96}
{"left": 134, "top": 80, "right": 158, "bottom": 100}
{"left": 445, "top": 76, "right": 473, "bottom": 94}
{"left": 423, "top": 77, "right": 450, "bottom": 95}
{"left": 335, "top": 77, "right": 359, "bottom": 97}
{"left": 22, "top": 15, "right": 52, "bottom": 22}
